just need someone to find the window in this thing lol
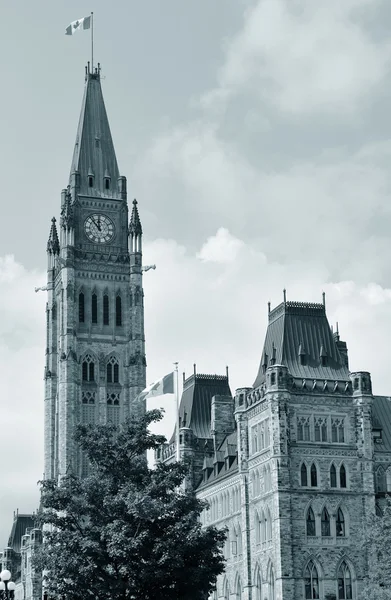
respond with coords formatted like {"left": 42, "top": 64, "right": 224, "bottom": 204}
{"left": 310, "top": 463, "right": 317, "bottom": 487}
{"left": 270, "top": 566, "right": 275, "bottom": 600}
{"left": 105, "top": 178, "right": 110, "bottom": 190}
{"left": 336, "top": 508, "right": 345, "bottom": 537}
{"left": 265, "top": 508, "right": 272, "bottom": 541}
{"left": 107, "top": 393, "right": 120, "bottom": 426}
{"left": 79, "top": 292, "right": 85, "bottom": 323}
{"left": 103, "top": 294, "right": 109, "bottom": 325}
{"left": 304, "top": 562, "right": 319, "bottom": 599}
{"left": 321, "top": 508, "right": 330, "bottom": 537}
{"left": 315, "top": 417, "right": 327, "bottom": 442}
{"left": 376, "top": 467, "right": 387, "bottom": 493}
{"left": 91, "top": 293, "right": 97, "bottom": 324}
{"left": 301, "top": 463, "right": 308, "bottom": 487}
{"left": 304, "top": 419, "right": 310, "bottom": 441}
{"left": 340, "top": 464, "right": 347, "bottom": 488}
{"left": 88, "top": 176, "right": 93, "bottom": 187}
{"left": 82, "top": 354, "right": 95, "bottom": 382}
{"left": 252, "top": 425, "right": 258, "bottom": 453}
{"left": 107, "top": 356, "right": 119, "bottom": 384}
{"left": 236, "top": 577, "right": 242, "bottom": 600}
{"left": 330, "top": 464, "right": 337, "bottom": 488}
{"left": 223, "top": 580, "right": 229, "bottom": 600}
{"left": 116, "top": 295, "right": 122, "bottom": 326}
{"left": 254, "top": 568, "right": 262, "bottom": 600}
{"left": 306, "top": 507, "right": 316, "bottom": 537}
{"left": 332, "top": 418, "right": 345, "bottom": 443}
{"left": 337, "top": 562, "right": 352, "bottom": 599}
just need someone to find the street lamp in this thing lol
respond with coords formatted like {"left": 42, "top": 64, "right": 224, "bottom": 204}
{"left": 0, "top": 570, "right": 16, "bottom": 599}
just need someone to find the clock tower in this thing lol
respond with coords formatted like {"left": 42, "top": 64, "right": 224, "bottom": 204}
{"left": 44, "top": 64, "right": 147, "bottom": 480}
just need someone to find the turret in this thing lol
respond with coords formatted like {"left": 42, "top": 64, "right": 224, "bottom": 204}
{"left": 129, "top": 199, "right": 143, "bottom": 257}
{"left": 46, "top": 217, "right": 59, "bottom": 270}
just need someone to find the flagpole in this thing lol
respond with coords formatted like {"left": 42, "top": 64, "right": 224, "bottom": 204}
{"left": 174, "top": 362, "right": 180, "bottom": 461}
{"left": 91, "top": 12, "right": 94, "bottom": 72}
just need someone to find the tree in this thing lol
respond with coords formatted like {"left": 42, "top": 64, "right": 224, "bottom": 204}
{"left": 34, "top": 410, "right": 226, "bottom": 600}
{"left": 360, "top": 496, "right": 391, "bottom": 599}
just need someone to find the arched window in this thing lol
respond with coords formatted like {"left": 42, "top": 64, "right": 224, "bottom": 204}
{"left": 106, "top": 357, "right": 120, "bottom": 384}
{"left": 337, "top": 562, "right": 352, "bottom": 599}
{"left": 116, "top": 294, "right": 122, "bottom": 326}
{"left": 236, "top": 576, "right": 242, "bottom": 600}
{"left": 310, "top": 463, "right": 318, "bottom": 487}
{"left": 376, "top": 467, "right": 387, "bottom": 493}
{"left": 236, "top": 525, "right": 242, "bottom": 555}
{"left": 103, "top": 294, "right": 109, "bottom": 325}
{"left": 107, "top": 393, "right": 120, "bottom": 426}
{"left": 340, "top": 464, "right": 347, "bottom": 488}
{"left": 223, "top": 579, "right": 230, "bottom": 600}
{"left": 336, "top": 508, "right": 345, "bottom": 537}
{"left": 260, "top": 510, "right": 266, "bottom": 543}
{"left": 266, "top": 507, "right": 272, "bottom": 541}
{"left": 82, "top": 354, "right": 95, "bottom": 382}
{"left": 306, "top": 507, "right": 316, "bottom": 537}
{"left": 301, "top": 463, "right": 308, "bottom": 486}
{"left": 304, "top": 561, "right": 319, "bottom": 599}
{"left": 321, "top": 508, "right": 330, "bottom": 537}
{"left": 79, "top": 292, "right": 85, "bottom": 323}
{"left": 330, "top": 464, "right": 337, "bottom": 488}
{"left": 254, "top": 568, "right": 262, "bottom": 600}
{"left": 270, "top": 565, "right": 275, "bottom": 600}
{"left": 91, "top": 293, "right": 97, "bottom": 324}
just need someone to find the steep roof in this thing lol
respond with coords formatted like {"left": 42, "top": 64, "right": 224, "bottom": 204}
{"left": 170, "top": 373, "right": 232, "bottom": 442}
{"left": 70, "top": 67, "right": 120, "bottom": 197}
{"left": 373, "top": 396, "right": 391, "bottom": 454}
{"left": 8, "top": 514, "right": 35, "bottom": 554}
{"left": 253, "top": 300, "right": 350, "bottom": 388}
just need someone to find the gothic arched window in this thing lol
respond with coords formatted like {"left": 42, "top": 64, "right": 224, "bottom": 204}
{"left": 82, "top": 354, "right": 95, "bottom": 382}
{"left": 254, "top": 568, "right": 262, "bottom": 600}
{"left": 116, "top": 294, "right": 122, "bottom": 327}
{"left": 340, "top": 464, "right": 347, "bottom": 488}
{"left": 337, "top": 562, "right": 352, "bottom": 599}
{"left": 103, "top": 294, "right": 110, "bottom": 325}
{"left": 266, "top": 507, "right": 272, "bottom": 541}
{"left": 223, "top": 580, "right": 229, "bottom": 600}
{"left": 306, "top": 507, "right": 316, "bottom": 537}
{"left": 79, "top": 292, "right": 85, "bottom": 323}
{"left": 91, "top": 293, "right": 97, "bottom": 324}
{"left": 376, "top": 467, "right": 387, "bottom": 493}
{"left": 107, "top": 393, "right": 120, "bottom": 426}
{"left": 304, "top": 561, "right": 319, "bottom": 599}
{"left": 270, "top": 565, "right": 275, "bottom": 600}
{"left": 330, "top": 464, "right": 337, "bottom": 488}
{"left": 106, "top": 357, "right": 119, "bottom": 384}
{"left": 301, "top": 463, "right": 308, "bottom": 486}
{"left": 310, "top": 463, "right": 318, "bottom": 487}
{"left": 336, "top": 508, "right": 345, "bottom": 537}
{"left": 236, "top": 577, "right": 242, "bottom": 600}
{"left": 321, "top": 508, "right": 330, "bottom": 537}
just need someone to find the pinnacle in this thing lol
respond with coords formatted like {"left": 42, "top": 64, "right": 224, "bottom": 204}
{"left": 129, "top": 198, "right": 142, "bottom": 235}
{"left": 47, "top": 217, "right": 60, "bottom": 254}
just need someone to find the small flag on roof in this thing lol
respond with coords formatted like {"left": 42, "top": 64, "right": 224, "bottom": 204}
{"left": 65, "top": 16, "right": 91, "bottom": 35}
{"left": 139, "top": 372, "right": 174, "bottom": 401}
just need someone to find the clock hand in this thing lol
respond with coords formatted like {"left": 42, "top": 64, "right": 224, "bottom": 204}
{"left": 91, "top": 217, "right": 101, "bottom": 232}
{"left": 97, "top": 216, "right": 101, "bottom": 231}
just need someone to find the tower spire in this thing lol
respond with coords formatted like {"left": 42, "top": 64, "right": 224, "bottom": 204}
{"left": 47, "top": 217, "right": 60, "bottom": 254}
{"left": 129, "top": 199, "right": 143, "bottom": 236}
{"left": 70, "top": 66, "right": 121, "bottom": 198}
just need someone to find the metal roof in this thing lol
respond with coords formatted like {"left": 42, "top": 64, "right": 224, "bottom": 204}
{"left": 7, "top": 514, "right": 35, "bottom": 553}
{"left": 170, "top": 373, "right": 232, "bottom": 442}
{"left": 253, "top": 300, "right": 350, "bottom": 388}
{"left": 373, "top": 396, "right": 391, "bottom": 454}
{"left": 70, "top": 69, "right": 120, "bottom": 197}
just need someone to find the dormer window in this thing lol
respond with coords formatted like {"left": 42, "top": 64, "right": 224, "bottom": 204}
{"left": 88, "top": 176, "right": 93, "bottom": 188}
{"left": 300, "top": 354, "right": 306, "bottom": 366}
{"left": 105, "top": 178, "right": 110, "bottom": 190}
{"left": 321, "top": 355, "right": 327, "bottom": 367}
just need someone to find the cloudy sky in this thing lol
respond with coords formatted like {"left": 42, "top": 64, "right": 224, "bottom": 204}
{"left": 2, "top": 0, "right": 391, "bottom": 548}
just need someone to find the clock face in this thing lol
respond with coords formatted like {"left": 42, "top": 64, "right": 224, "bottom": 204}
{"left": 84, "top": 214, "right": 115, "bottom": 243}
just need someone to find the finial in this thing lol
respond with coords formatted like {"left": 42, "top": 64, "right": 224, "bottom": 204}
{"left": 133, "top": 198, "right": 138, "bottom": 205}
{"left": 336, "top": 322, "right": 339, "bottom": 335}
{"left": 268, "top": 301, "right": 271, "bottom": 314}
{"left": 193, "top": 363, "right": 196, "bottom": 376}
{"left": 283, "top": 288, "right": 286, "bottom": 303}
{"left": 322, "top": 291, "right": 326, "bottom": 307}
{"left": 51, "top": 217, "right": 56, "bottom": 223}
{"left": 226, "top": 365, "right": 229, "bottom": 379}
{"left": 183, "top": 371, "right": 186, "bottom": 384}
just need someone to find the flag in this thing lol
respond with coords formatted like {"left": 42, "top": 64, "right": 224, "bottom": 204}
{"left": 65, "top": 16, "right": 91, "bottom": 35}
{"left": 140, "top": 372, "right": 174, "bottom": 401}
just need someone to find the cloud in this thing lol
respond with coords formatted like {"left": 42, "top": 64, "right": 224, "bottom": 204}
{"left": 201, "top": 0, "right": 391, "bottom": 116}
{"left": 196, "top": 228, "right": 245, "bottom": 264}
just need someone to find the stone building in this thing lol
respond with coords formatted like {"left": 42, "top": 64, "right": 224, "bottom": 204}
{"left": 157, "top": 296, "right": 391, "bottom": 600}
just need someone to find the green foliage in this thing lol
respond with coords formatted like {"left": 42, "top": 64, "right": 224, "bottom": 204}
{"left": 360, "top": 496, "right": 391, "bottom": 600}
{"left": 34, "top": 410, "right": 226, "bottom": 600}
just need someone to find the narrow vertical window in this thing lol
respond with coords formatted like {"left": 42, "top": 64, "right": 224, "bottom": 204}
{"left": 88, "top": 176, "right": 93, "bottom": 187}
{"left": 321, "top": 421, "right": 327, "bottom": 442}
{"left": 304, "top": 419, "right": 310, "bottom": 441}
{"left": 91, "top": 293, "right": 97, "bottom": 324}
{"left": 306, "top": 508, "right": 316, "bottom": 537}
{"left": 301, "top": 463, "right": 308, "bottom": 487}
{"left": 338, "top": 421, "right": 345, "bottom": 443}
{"left": 330, "top": 464, "right": 337, "bottom": 488}
{"left": 82, "top": 355, "right": 95, "bottom": 382}
{"left": 338, "top": 562, "right": 352, "bottom": 599}
{"left": 82, "top": 361, "right": 88, "bottom": 381}
{"left": 113, "top": 362, "right": 119, "bottom": 383}
{"left": 340, "top": 464, "right": 347, "bottom": 488}
{"left": 103, "top": 294, "right": 109, "bottom": 325}
{"left": 321, "top": 508, "right": 330, "bottom": 537}
{"left": 105, "top": 178, "right": 110, "bottom": 190}
{"left": 89, "top": 361, "right": 94, "bottom": 382}
{"left": 310, "top": 463, "right": 317, "bottom": 487}
{"left": 79, "top": 292, "right": 85, "bottom": 323}
{"left": 315, "top": 421, "right": 321, "bottom": 442}
{"left": 116, "top": 295, "right": 122, "bottom": 326}
{"left": 297, "top": 419, "right": 304, "bottom": 441}
{"left": 304, "top": 561, "right": 319, "bottom": 599}
{"left": 336, "top": 508, "right": 345, "bottom": 537}
{"left": 332, "top": 421, "right": 338, "bottom": 442}
{"left": 107, "top": 363, "right": 113, "bottom": 384}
